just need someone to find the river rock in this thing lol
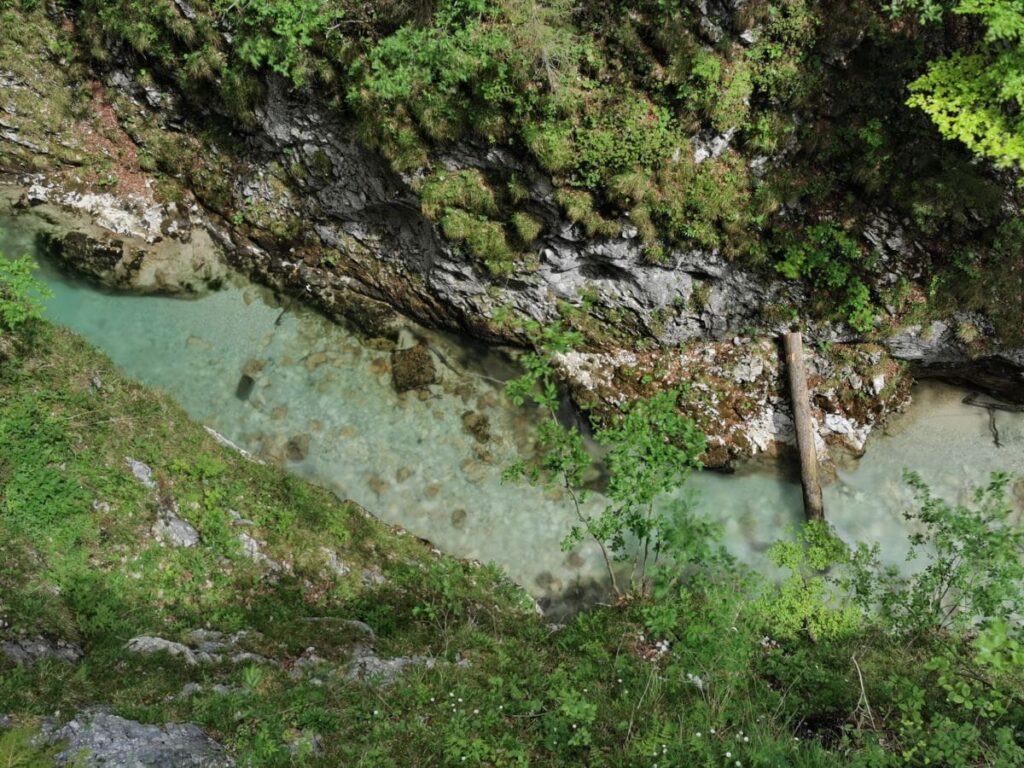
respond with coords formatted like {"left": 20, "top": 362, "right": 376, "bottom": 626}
{"left": 44, "top": 708, "right": 233, "bottom": 767}
{"left": 285, "top": 434, "right": 310, "bottom": 461}
{"left": 1, "top": 635, "right": 83, "bottom": 665}
{"left": 40, "top": 219, "right": 226, "bottom": 296}
{"left": 461, "top": 411, "right": 491, "bottom": 443}
{"left": 390, "top": 343, "right": 436, "bottom": 392}
{"left": 235, "top": 374, "right": 256, "bottom": 400}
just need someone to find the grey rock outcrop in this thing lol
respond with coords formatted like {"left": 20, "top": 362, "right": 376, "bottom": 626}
{"left": 344, "top": 643, "right": 435, "bottom": 686}
{"left": 44, "top": 708, "right": 232, "bottom": 767}
{"left": 152, "top": 500, "right": 200, "bottom": 548}
{"left": 125, "top": 636, "right": 200, "bottom": 666}
{"left": 125, "top": 631, "right": 270, "bottom": 667}
{"left": 1, "top": 635, "right": 83, "bottom": 665}
{"left": 18, "top": 186, "right": 227, "bottom": 296}
{"left": 125, "top": 457, "right": 156, "bottom": 489}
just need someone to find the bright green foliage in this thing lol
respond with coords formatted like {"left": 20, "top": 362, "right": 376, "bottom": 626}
{"left": 218, "top": 0, "right": 346, "bottom": 86}
{"left": 420, "top": 169, "right": 499, "bottom": 219}
{"left": 4, "top": 316, "right": 1024, "bottom": 765}
{"left": 439, "top": 208, "right": 518, "bottom": 276}
{"left": 900, "top": 0, "right": 1024, "bottom": 172}
{"left": 574, "top": 389, "right": 706, "bottom": 586}
{"left": 0, "top": 254, "right": 49, "bottom": 333}
{"left": 504, "top": 319, "right": 704, "bottom": 592}
{"left": 776, "top": 223, "right": 879, "bottom": 332}
{"left": 757, "top": 522, "right": 862, "bottom": 641}
{"left": 0, "top": 726, "right": 59, "bottom": 767}
{"left": 852, "top": 470, "right": 1024, "bottom": 633}
{"left": 571, "top": 95, "right": 676, "bottom": 189}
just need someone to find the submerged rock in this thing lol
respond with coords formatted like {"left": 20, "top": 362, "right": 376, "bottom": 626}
{"left": 1, "top": 636, "right": 83, "bottom": 665}
{"left": 235, "top": 374, "right": 256, "bottom": 400}
{"left": 391, "top": 344, "right": 436, "bottom": 392}
{"left": 44, "top": 708, "right": 233, "bottom": 767}
{"left": 461, "top": 411, "right": 491, "bottom": 443}
{"left": 285, "top": 434, "right": 310, "bottom": 461}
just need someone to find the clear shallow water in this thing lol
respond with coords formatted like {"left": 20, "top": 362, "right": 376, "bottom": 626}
{"left": 3, "top": 215, "right": 1023, "bottom": 603}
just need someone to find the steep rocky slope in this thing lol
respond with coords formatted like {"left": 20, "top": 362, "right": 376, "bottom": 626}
{"left": 1, "top": 2, "right": 1021, "bottom": 469}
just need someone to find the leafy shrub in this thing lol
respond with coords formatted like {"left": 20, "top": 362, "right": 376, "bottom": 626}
{"left": 218, "top": 0, "right": 346, "bottom": 86}
{"left": 0, "top": 254, "right": 49, "bottom": 333}
{"left": 776, "top": 223, "right": 879, "bottom": 331}
{"left": 504, "top": 320, "right": 704, "bottom": 592}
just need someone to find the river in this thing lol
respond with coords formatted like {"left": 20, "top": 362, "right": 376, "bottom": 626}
{"left": 2, "top": 214, "right": 1022, "bottom": 611}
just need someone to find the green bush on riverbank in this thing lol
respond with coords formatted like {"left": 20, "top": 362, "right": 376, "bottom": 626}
{"left": 3, "top": 261, "right": 1024, "bottom": 765}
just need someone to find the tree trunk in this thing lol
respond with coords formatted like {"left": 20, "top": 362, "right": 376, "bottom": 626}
{"left": 783, "top": 331, "right": 825, "bottom": 522}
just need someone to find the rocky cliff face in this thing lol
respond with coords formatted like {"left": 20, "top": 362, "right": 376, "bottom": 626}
{"left": 2, "top": 10, "right": 1021, "bottom": 470}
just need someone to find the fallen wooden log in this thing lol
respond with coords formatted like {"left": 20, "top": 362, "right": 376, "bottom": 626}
{"left": 783, "top": 331, "right": 825, "bottom": 522}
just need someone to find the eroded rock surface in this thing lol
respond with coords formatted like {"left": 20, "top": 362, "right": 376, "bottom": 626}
{"left": 1, "top": 636, "right": 83, "bottom": 666}
{"left": 44, "top": 708, "right": 233, "bottom": 767}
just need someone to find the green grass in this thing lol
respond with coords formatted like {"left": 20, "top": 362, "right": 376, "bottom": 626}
{"left": 3, "top": 320, "right": 1023, "bottom": 766}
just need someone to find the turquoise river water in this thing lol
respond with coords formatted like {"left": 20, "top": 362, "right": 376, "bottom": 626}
{"left": 3, "top": 215, "right": 1023, "bottom": 606}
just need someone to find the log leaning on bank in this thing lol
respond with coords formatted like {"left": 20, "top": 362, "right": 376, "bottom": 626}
{"left": 783, "top": 331, "right": 825, "bottom": 522}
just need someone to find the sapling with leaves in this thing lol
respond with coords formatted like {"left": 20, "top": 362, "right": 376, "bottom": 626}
{"left": 0, "top": 252, "right": 50, "bottom": 335}
{"left": 502, "top": 315, "right": 706, "bottom": 594}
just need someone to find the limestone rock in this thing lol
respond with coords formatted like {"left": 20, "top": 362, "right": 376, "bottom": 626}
{"left": 237, "top": 533, "right": 284, "bottom": 572}
{"left": 125, "top": 457, "right": 156, "bottom": 489}
{"left": 344, "top": 643, "right": 435, "bottom": 686}
{"left": 1, "top": 636, "right": 83, "bottom": 665}
{"left": 45, "top": 708, "right": 233, "bottom": 767}
{"left": 320, "top": 547, "right": 350, "bottom": 576}
{"left": 152, "top": 500, "right": 200, "bottom": 548}
{"left": 125, "top": 636, "right": 200, "bottom": 666}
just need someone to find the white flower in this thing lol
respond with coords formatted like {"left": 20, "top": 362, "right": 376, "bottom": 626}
{"left": 726, "top": 751, "right": 732, "bottom": 758}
